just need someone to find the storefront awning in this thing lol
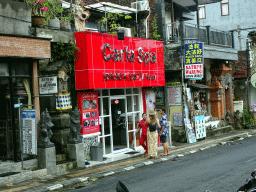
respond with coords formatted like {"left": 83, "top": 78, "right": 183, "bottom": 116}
{"left": 188, "top": 83, "right": 211, "bottom": 89}
{"left": 85, "top": 2, "right": 137, "bottom": 14}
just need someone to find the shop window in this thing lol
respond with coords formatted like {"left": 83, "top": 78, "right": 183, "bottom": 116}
{"left": 127, "top": 96, "right": 133, "bottom": 112}
{"left": 13, "top": 78, "right": 32, "bottom": 108}
{"left": 11, "top": 62, "right": 29, "bottom": 76}
{"left": 221, "top": 0, "right": 229, "bottom": 16}
{"left": 110, "top": 89, "right": 124, "bottom": 96}
{"left": 199, "top": 5, "right": 206, "bottom": 19}
{"left": 102, "top": 89, "right": 109, "bottom": 96}
{"left": 133, "top": 88, "right": 139, "bottom": 94}
{"left": 103, "top": 97, "right": 109, "bottom": 115}
{"left": 134, "top": 95, "right": 139, "bottom": 111}
{"left": 0, "top": 63, "right": 9, "bottom": 76}
{"left": 126, "top": 88, "right": 132, "bottom": 94}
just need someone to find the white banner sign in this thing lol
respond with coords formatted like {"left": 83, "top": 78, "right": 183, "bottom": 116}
{"left": 39, "top": 76, "right": 57, "bottom": 94}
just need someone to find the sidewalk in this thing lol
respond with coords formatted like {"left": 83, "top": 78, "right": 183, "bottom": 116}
{"left": 1, "top": 129, "right": 255, "bottom": 192}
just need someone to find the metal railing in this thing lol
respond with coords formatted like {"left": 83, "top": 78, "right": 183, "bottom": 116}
{"left": 166, "top": 22, "right": 233, "bottom": 48}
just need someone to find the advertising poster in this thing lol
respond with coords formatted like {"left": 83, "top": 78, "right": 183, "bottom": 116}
{"left": 77, "top": 92, "right": 100, "bottom": 135}
{"left": 174, "top": 112, "right": 183, "bottom": 126}
{"left": 145, "top": 89, "right": 156, "bottom": 112}
{"left": 22, "top": 110, "right": 37, "bottom": 155}
{"left": 167, "top": 83, "right": 182, "bottom": 106}
{"left": 184, "top": 42, "right": 204, "bottom": 79}
{"left": 155, "top": 87, "right": 165, "bottom": 110}
{"left": 185, "top": 123, "right": 197, "bottom": 144}
{"left": 195, "top": 115, "right": 206, "bottom": 139}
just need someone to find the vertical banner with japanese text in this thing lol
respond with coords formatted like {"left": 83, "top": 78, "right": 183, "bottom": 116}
{"left": 184, "top": 42, "right": 204, "bottom": 79}
{"left": 77, "top": 92, "right": 100, "bottom": 135}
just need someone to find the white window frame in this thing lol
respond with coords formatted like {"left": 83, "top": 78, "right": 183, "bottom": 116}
{"left": 198, "top": 5, "right": 206, "bottom": 19}
{"left": 221, "top": 0, "right": 229, "bottom": 16}
{"left": 96, "top": 88, "right": 142, "bottom": 156}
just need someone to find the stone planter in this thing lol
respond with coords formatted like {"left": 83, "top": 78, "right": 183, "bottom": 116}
{"left": 31, "top": 16, "right": 45, "bottom": 28}
{"left": 48, "top": 17, "right": 60, "bottom": 29}
{"left": 60, "top": 21, "right": 71, "bottom": 31}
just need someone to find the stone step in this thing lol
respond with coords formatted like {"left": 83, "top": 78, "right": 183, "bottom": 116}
{"left": 205, "top": 120, "right": 220, "bottom": 128}
{"left": 205, "top": 116, "right": 211, "bottom": 122}
{"left": 0, "top": 160, "right": 77, "bottom": 186}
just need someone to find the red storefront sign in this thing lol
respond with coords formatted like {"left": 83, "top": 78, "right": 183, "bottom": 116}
{"left": 77, "top": 92, "right": 100, "bottom": 135}
{"left": 74, "top": 32, "right": 165, "bottom": 89}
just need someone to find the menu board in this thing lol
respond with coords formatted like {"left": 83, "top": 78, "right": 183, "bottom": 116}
{"left": 195, "top": 115, "right": 206, "bottom": 139}
{"left": 174, "top": 112, "right": 183, "bottom": 126}
{"left": 168, "top": 84, "right": 182, "bottom": 106}
{"left": 22, "top": 110, "right": 37, "bottom": 155}
{"left": 77, "top": 92, "right": 100, "bottom": 135}
{"left": 155, "top": 87, "right": 165, "bottom": 110}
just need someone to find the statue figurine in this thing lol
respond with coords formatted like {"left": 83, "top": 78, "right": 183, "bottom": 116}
{"left": 68, "top": 107, "right": 83, "bottom": 144}
{"left": 38, "top": 109, "right": 55, "bottom": 148}
{"left": 73, "top": 0, "right": 89, "bottom": 32}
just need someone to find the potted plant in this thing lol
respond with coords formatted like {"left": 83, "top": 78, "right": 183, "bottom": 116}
{"left": 58, "top": 8, "right": 74, "bottom": 31}
{"left": 98, "top": 12, "right": 132, "bottom": 34}
{"left": 46, "top": 0, "right": 64, "bottom": 29}
{"left": 24, "top": 0, "right": 50, "bottom": 27}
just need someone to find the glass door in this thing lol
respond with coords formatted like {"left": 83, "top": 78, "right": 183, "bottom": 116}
{"left": 110, "top": 97, "right": 128, "bottom": 153}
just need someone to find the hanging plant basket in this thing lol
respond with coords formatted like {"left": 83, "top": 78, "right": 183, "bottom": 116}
{"left": 31, "top": 16, "right": 45, "bottom": 28}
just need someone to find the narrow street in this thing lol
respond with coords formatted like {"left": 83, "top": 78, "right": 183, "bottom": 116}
{"left": 66, "top": 136, "right": 256, "bottom": 192}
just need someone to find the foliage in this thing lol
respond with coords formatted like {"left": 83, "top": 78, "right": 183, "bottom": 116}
{"left": 151, "top": 15, "right": 161, "bottom": 41}
{"left": 24, "top": 0, "right": 63, "bottom": 18}
{"left": 242, "top": 107, "right": 255, "bottom": 128}
{"left": 58, "top": 8, "right": 74, "bottom": 24}
{"left": 51, "top": 41, "right": 80, "bottom": 74}
{"left": 172, "top": 129, "right": 187, "bottom": 143}
{"left": 98, "top": 12, "right": 132, "bottom": 35}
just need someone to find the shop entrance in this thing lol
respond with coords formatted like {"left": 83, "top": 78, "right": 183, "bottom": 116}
{"left": 111, "top": 97, "right": 128, "bottom": 152}
{"left": 97, "top": 88, "right": 142, "bottom": 156}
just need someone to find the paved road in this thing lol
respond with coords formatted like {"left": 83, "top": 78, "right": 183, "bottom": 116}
{"left": 67, "top": 136, "right": 256, "bottom": 192}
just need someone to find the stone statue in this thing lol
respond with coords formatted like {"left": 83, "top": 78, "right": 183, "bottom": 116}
{"left": 73, "top": 0, "right": 89, "bottom": 32}
{"left": 234, "top": 110, "right": 242, "bottom": 129}
{"left": 225, "top": 110, "right": 233, "bottom": 126}
{"left": 68, "top": 107, "right": 83, "bottom": 144}
{"left": 38, "top": 109, "right": 55, "bottom": 148}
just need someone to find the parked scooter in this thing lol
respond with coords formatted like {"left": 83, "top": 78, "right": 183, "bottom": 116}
{"left": 238, "top": 170, "right": 256, "bottom": 192}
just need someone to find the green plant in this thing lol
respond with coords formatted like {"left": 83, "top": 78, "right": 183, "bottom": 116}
{"left": 45, "top": 0, "right": 63, "bottom": 20}
{"left": 24, "top": 0, "right": 51, "bottom": 17}
{"left": 242, "top": 107, "right": 255, "bottom": 128}
{"left": 151, "top": 15, "right": 161, "bottom": 41}
{"left": 98, "top": 12, "right": 132, "bottom": 34}
{"left": 51, "top": 41, "right": 80, "bottom": 74}
{"left": 58, "top": 8, "right": 74, "bottom": 24}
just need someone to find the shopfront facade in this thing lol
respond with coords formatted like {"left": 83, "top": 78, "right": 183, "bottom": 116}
{"left": 0, "top": 35, "right": 51, "bottom": 161}
{"left": 74, "top": 31, "right": 165, "bottom": 158}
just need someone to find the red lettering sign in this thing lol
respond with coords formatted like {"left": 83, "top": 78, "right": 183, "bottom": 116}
{"left": 74, "top": 32, "right": 165, "bottom": 89}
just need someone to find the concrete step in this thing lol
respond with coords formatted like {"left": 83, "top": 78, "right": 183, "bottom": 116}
{"left": 205, "top": 120, "right": 220, "bottom": 128}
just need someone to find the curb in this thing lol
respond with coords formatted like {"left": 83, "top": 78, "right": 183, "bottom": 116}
{"left": 17, "top": 132, "right": 256, "bottom": 191}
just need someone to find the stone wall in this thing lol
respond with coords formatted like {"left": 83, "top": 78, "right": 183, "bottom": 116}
{"left": 0, "top": 0, "right": 31, "bottom": 36}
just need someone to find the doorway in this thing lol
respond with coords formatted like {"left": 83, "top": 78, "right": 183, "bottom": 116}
{"left": 97, "top": 88, "right": 142, "bottom": 156}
